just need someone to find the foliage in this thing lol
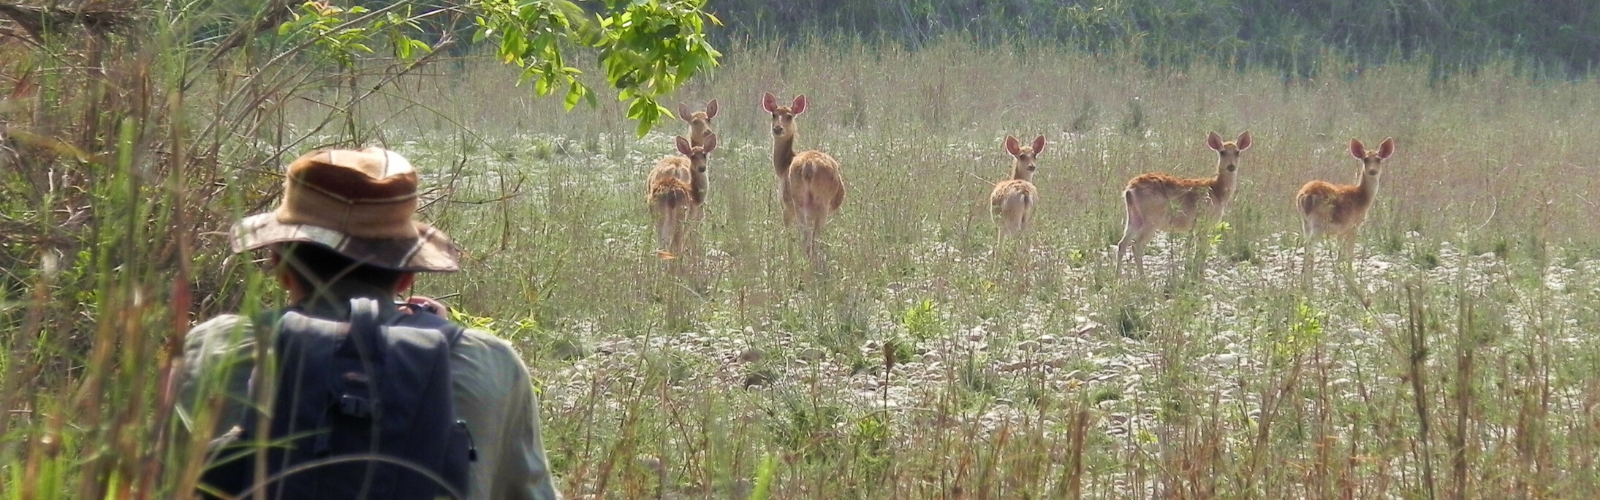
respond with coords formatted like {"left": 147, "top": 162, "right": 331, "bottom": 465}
{"left": 474, "top": 0, "right": 723, "bottom": 136}
{"left": 9, "top": 7, "right": 1600, "bottom": 500}
{"left": 706, "top": 0, "right": 1600, "bottom": 77}
{"left": 898, "top": 299, "right": 941, "bottom": 342}
{"left": 0, "top": 0, "right": 719, "bottom": 497}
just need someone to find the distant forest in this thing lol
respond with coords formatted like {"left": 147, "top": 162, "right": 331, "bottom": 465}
{"left": 386, "top": 0, "right": 1600, "bottom": 78}
{"left": 702, "top": 0, "right": 1600, "bottom": 77}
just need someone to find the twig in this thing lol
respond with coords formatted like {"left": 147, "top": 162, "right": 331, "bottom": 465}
{"left": 1406, "top": 284, "right": 1438, "bottom": 500}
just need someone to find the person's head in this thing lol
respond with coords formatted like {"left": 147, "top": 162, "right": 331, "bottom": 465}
{"left": 271, "top": 242, "right": 416, "bottom": 304}
{"left": 230, "top": 147, "right": 459, "bottom": 304}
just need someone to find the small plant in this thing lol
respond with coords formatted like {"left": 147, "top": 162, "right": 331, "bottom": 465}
{"left": 899, "top": 298, "right": 942, "bottom": 342}
{"left": 1070, "top": 99, "right": 1099, "bottom": 132}
{"left": 1116, "top": 304, "right": 1150, "bottom": 340}
{"left": 1266, "top": 298, "right": 1325, "bottom": 367}
{"left": 747, "top": 452, "right": 779, "bottom": 500}
{"left": 1120, "top": 97, "right": 1146, "bottom": 134}
{"left": 1414, "top": 247, "right": 1442, "bottom": 269}
{"left": 1090, "top": 385, "right": 1123, "bottom": 404}
{"left": 849, "top": 413, "right": 893, "bottom": 480}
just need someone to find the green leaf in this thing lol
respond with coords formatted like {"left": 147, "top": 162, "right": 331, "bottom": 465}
{"left": 564, "top": 81, "right": 585, "bottom": 110}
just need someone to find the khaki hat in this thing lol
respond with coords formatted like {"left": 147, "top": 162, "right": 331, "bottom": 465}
{"left": 230, "top": 147, "right": 460, "bottom": 272}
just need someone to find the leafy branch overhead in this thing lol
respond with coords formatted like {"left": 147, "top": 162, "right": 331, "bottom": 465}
{"left": 275, "top": 0, "right": 721, "bottom": 136}
{"left": 474, "top": 0, "right": 723, "bottom": 136}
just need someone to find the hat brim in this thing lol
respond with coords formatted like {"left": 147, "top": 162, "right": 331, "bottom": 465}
{"left": 230, "top": 213, "right": 460, "bottom": 272}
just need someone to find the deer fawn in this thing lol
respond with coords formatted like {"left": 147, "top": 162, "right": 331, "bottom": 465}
{"left": 1116, "top": 131, "right": 1252, "bottom": 277}
{"left": 991, "top": 135, "right": 1046, "bottom": 253}
{"left": 647, "top": 134, "right": 719, "bottom": 258}
{"left": 1295, "top": 137, "right": 1395, "bottom": 275}
{"left": 678, "top": 99, "right": 718, "bottom": 148}
{"left": 761, "top": 92, "right": 845, "bottom": 263}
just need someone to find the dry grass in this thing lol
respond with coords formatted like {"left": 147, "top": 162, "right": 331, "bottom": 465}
{"left": 7, "top": 36, "right": 1600, "bottom": 499}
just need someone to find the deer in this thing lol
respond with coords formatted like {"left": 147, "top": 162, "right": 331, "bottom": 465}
{"left": 761, "top": 92, "right": 845, "bottom": 263}
{"left": 646, "top": 134, "right": 719, "bottom": 259}
{"left": 675, "top": 99, "right": 718, "bottom": 249}
{"left": 990, "top": 135, "right": 1046, "bottom": 255}
{"left": 677, "top": 99, "right": 718, "bottom": 149}
{"left": 1295, "top": 137, "right": 1395, "bottom": 277}
{"left": 1116, "top": 131, "right": 1252, "bottom": 277}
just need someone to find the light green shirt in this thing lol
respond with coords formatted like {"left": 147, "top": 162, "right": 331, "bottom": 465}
{"left": 176, "top": 309, "right": 562, "bottom": 500}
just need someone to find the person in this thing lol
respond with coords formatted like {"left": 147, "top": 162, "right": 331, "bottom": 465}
{"left": 175, "top": 147, "right": 562, "bottom": 500}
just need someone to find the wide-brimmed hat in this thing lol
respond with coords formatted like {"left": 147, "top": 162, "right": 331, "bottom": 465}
{"left": 230, "top": 147, "right": 460, "bottom": 272}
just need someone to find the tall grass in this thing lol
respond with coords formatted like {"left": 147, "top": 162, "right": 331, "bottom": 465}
{"left": 7, "top": 32, "right": 1600, "bottom": 498}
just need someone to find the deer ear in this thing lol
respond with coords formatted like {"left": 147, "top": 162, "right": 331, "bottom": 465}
{"left": 677, "top": 103, "right": 693, "bottom": 122}
{"left": 1004, "top": 136, "right": 1021, "bottom": 156}
{"left": 761, "top": 92, "right": 777, "bottom": 113}
{"left": 791, "top": 95, "right": 808, "bottom": 115}
{"left": 1235, "top": 131, "right": 1252, "bottom": 151}
{"left": 1206, "top": 131, "right": 1224, "bottom": 151}
{"left": 701, "top": 133, "right": 718, "bottom": 153}
{"left": 1031, "top": 135, "right": 1047, "bottom": 156}
{"left": 1349, "top": 138, "right": 1366, "bottom": 159}
{"left": 1377, "top": 137, "right": 1395, "bottom": 159}
{"left": 675, "top": 136, "right": 692, "bottom": 155}
{"left": 704, "top": 99, "right": 718, "bottom": 119}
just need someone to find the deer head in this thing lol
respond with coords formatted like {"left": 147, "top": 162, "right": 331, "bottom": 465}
{"left": 675, "top": 133, "right": 718, "bottom": 173}
{"left": 1206, "top": 131, "right": 1252, "bottom": 173}
{"left": 761, "top": 93, "right": 806, "bottom": 139}
{"left": 678, "top": 100, "right": 718, "bottom": 145}
{"left": 1350, "top": 137, "right": 1395, "bottom": 178}
{"left": 1003, "top": 135, "right": 1047, "bottom": 181}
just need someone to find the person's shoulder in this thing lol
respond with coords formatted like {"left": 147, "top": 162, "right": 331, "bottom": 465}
{"left": 185, "top": 314, "right": 253, "bottom": 346}
{"left": 457, "top": 327, "right": 520, "bottom": 357}
{"left": 453, "top": 327, "right": 533, "bottom": 373}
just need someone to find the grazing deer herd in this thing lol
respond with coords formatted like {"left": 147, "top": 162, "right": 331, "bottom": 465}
{"left": 645, "top": 93, "right": 1397, "bottom": 280}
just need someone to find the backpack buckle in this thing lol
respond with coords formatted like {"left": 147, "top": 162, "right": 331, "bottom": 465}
{"left": 339, "top": 394, "right": 376, "bottom": 418}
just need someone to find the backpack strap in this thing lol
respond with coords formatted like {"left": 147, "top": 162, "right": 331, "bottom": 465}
{"left": 341, "top": 298, "right": 387, "bottom": 363}
{"left": 396, "top": 302, "right": 466, "bottom": 348}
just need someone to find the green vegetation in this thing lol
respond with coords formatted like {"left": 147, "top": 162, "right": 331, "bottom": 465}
{"left": 6, "top": 1, "right": 1600, "bottom": 499}
{"left": 706, "top": 0, "right": 1600, "bottom": 78}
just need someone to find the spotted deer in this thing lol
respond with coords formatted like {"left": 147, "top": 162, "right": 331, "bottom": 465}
{"left": 1295, "top": 137, "right": 1395, "bottom": 275}
{"left": 1116, "top": 131, "right": 1252, "bottom": 277}
{"left": 677, "top": 99, "right": 718, "bottom": 148}
{"left": 647, "top": 134, "right": 718, "bottom": 258}
{"left": 761, "top": 92, "right": 845, "bottom": 262}
{"left": 990, "top": 135, "right": 1046, "bottom": 253}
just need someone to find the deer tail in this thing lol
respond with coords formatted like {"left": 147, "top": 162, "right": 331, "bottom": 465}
{"left": 1122, "top": 187, "right": 1143, "bottom": 230}
{"left": 1296, "top": 192, "right": 1316, "bottom": 216}
{"left": 650, "top": 179, "right": 690, "bottom": 211}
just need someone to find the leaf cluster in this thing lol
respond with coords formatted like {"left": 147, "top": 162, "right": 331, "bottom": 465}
{"left": 474, "top": 0, "right": 723, "bottom": 135}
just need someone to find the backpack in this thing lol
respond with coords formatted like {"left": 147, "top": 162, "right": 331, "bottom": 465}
{"left": 199, "top": 298, "right": 476, "bottom": 500}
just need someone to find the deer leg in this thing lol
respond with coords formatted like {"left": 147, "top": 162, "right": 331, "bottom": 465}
{"left": 655, "top": 209, "right": 678, "bottom": 258}
{"left": 686, "top": 204, "right": 704, "bottom": 257}
{"left": 1301, "top": 235, "right": 1316, "bottom": 289}
{"left": 809, "top": 209, "right": 828, "bottom": 264}
{"left": 1131, "top": 229, "right": 1155, "bottom": 279}
{"left": 993, "top": 221, "right": 1006, "bottom": 258}
{"left": 1018, "top": 214, "right": 1032, "bottom": 261}
{"left": 1116, "top": 224, "right": 1139, "bottom": 277}
{"left": 1338, "top": 233, "right": 1359, "bottom": 276}
{"left": 781, "top": 187, "right": 797, "bottom": 227}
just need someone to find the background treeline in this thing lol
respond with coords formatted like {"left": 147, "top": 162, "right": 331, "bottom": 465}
{"left": 379, "top": 0, "right": 1600, "bottom": 78}
{"left": 706, "top": 0, "right": 1600, "bottom": 78}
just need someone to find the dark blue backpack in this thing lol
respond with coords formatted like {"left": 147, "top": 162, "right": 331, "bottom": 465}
{"left": 199, "top": 298, "right": 476, "bottom": 500}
